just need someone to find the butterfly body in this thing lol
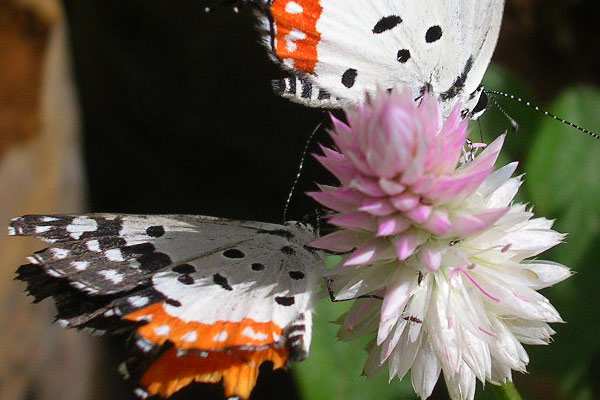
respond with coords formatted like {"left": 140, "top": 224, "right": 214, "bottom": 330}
{"left": 10, "top": 214, "right": 322, "bottom": 399}
{"left": 256, "top": 0, "right": 504, "bottom": 117}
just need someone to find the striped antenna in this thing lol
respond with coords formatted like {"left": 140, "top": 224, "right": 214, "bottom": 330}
{"left": 488, "top": 95, "right": 519, "bottom": 134}
{"left": 486, "top": 90, "right": 600, "bottom": 141}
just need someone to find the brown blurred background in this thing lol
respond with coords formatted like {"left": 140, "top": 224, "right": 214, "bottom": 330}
{"left": 1, "top": 0, "right": 598, "bottom": 399}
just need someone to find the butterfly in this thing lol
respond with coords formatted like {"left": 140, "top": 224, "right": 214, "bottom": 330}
{"left": 249, "top": 0, "right": 505, "bottom": 118}
{"left": 10, "top": 214, "right": 323, "bottom": 399}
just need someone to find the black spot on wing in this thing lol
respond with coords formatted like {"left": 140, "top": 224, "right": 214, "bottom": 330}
{"left": 172, "top": 264, "right": 196, "bottom": 274}
{"left": 341, "top": 68, "right": 357, "bottom": 88}
{"left": 372, "top": 15, "right": 402, "bottom": 34}
{"left": 280, "top": 246, "right": 296, "bottom": 255}
{"left": 222, "top": 249, "right": 245, "bottom": 259}
{"left": 165, "top": 298, "right": 182, "bottom": 307}
{"left": 121, "top": 243, "right": 172, "bottom": 271}
{"left": 145, "top": 225, "right": 165, "bottom": 238}
{"left": 289, "top": 271, "right": 305, "bottom": 280}
{"left": 275, "top": 296, "right": 295, "bottom": 306}
{"left": 178, "top": 275, "right": 194, "bottom": 285}
{"left": 397, "top": 49, "right": 411, "bottom": 63}
{"left": 213, "top": 273, "right": 233, "bottom": 291}
{"left": 251, "top": 263, "right": 265, "bottom": 271}
{"left": 425, "top": 25, "right": 443, "bottom": 43}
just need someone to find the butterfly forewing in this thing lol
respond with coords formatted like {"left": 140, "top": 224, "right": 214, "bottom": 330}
{"left": 10, "top": 214, "right": 322, "bottom": 399}
{"left": 258, "top": 0, "right": 504, "bottom": 116}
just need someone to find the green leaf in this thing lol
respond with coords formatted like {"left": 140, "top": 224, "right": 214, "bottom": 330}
{"left": 526, "top": 86, "right": 600, "bottom": 266}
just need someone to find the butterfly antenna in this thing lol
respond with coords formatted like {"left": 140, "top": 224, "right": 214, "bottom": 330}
{"left": 486, "top": 90, "right": 600, "bottom": 141}
{"left": 487, "top": 94, "right": 519, "bottom": 134}
{"left": 283, "top": 121, "right": 323, "bottom": 223}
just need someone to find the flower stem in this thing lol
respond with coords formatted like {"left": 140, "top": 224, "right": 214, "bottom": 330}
{"left": 491, "top": 382, "right": 523, "bottom": 400}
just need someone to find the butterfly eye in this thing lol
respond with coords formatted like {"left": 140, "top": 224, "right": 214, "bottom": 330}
{"left": 471, "top": 91, "right": 489, "bottom": 117}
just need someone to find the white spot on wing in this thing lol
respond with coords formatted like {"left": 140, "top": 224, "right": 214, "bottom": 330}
{"left": 154, "top": 325, "right": 171, "bottom": 336}
{"left": 128, "top": 295, "right": 150, "bottom": 308}
{"left": 135, "top": 314, "right": 153, "bottom": 322}
{"left": 213, "top": 331, "right": 228, "bottom": 342}
{"left": 242, "top": 326, "right": 269, "bottom": 341}
{"left": 99, "top": 269, "right": 124, "bottom": 284}
{"left": 86, "top": 240, "right": 101, "bottom": 252}
{"left": 42, "top": 217, "right": 59, "bottom": 222}
{"left": 51, "top": 248, "right": 70, "bottom": 259}
{"left": 7, "top": 226, "right": 15, "bottom": 236}
{"left": 72, "top": 261, "right": 90, "bottom": 271}
{"left": 35, "top": 226, "right": 52, "bottom": 233}
{"left": 67, "top": 216, "right": 98, "bottom": 239}
{"left": 285, "top": 1, "right": 303, "bottom": 14}
{"left": 105, "top": 249, "right": 125, "bottom": 262}
{"left": 181, "top": 331, "right": 198, "bottom": 343}
{"left": 285, "top": 28, "right": 307, "bottom": 52}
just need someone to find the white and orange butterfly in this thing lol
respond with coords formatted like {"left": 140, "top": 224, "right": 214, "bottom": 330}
{"left": 248, "top": 0, "right": 504, "bottom": 118}
{"left": 10, "top": 214, "right": 322, "bottom": 399}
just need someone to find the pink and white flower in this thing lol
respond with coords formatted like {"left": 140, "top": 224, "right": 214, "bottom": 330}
{"left": 309, "top": 89, "right": 507, "bottom": 267}
{"left": 309, "top": 90, "right": 571, "bottom": 399}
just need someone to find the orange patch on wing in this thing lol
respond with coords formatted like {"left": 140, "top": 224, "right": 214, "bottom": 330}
{"left": 140, "top": 346, "right": 288, "bottom": 399}
{"left": 124, "top": 303, "right": 283, "bottom": 350}
{"left": 271, "top": 0, "right": 323, "bottom": 73}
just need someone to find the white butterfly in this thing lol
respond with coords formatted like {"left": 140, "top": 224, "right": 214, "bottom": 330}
{"left": 255, "top": 0, "right": 505, "bottom": 118}
{"left": 10, "top": 214, "right": 322, "bottom": 399}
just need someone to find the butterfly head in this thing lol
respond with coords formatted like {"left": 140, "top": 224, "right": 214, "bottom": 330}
{"left": 463, "top": 86, "right": 489, "bottom": 120}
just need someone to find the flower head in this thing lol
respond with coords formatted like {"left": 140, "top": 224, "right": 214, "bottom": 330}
{"left": 309, "top": 89, "right": 571, "bottom": 400}
{"left": 333, "top": 163, "right": 570, "bottom": 399}
{"left": 309, "top": 89, "right": 508, "bottom": 267}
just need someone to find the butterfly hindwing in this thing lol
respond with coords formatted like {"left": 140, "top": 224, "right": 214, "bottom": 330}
{"left": 10, "top": 214, "right": 322, "bottom": 399}
{"left": 258, "top": 0, "right": 504, "bottom": 115}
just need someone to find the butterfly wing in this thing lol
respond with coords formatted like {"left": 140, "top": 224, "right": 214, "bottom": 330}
{"left": 10, "top": 214, "right": 322, "bottom": 399}
{"left": 259, "top": 0, "right": 504, "bottom": 115}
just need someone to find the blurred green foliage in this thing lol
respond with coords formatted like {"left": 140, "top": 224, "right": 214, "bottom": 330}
{"left": 292, "top": 64, "right": 600, "bottom": 400}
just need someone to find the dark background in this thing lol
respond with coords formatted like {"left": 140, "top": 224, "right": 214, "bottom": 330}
{"left": 57, "top": 0, "right": 600, "bottom": 399}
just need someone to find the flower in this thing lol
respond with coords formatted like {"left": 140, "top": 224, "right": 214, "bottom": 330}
{"left": 308, "top": 89, "right": 507, "bottom": 267}
{"left": 308, "top": 89, "right": 571, "bottom": 399}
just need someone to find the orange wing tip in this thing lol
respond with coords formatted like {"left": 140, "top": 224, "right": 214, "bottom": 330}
{"left": 140, "top": 347, "right": 289, "bottom": 399}
{"left": 271, "top": 0, "right": 323, "bottom": 73}
{"left": 125, "top": 302, "right": 285, "bottom": 351}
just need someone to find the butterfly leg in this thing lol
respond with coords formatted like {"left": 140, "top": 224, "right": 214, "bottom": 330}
{"left": 325, "top": 277, "right": 383, "bottom": 303}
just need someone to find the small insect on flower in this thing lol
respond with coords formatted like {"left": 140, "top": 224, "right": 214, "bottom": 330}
{"left": 311, "top": 89, "right": 572, "bottom": 400}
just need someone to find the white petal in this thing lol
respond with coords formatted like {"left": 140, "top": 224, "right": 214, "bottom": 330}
{"left": 411, "top": 337, "right": 441, "bottom": 399}
{"left": 444, "top": 363, "right": 476, "bottom": 400}
{"left": 524, "top": 261, "right": 572, "bottom": 289}
{"left": 477, "top": 162, "right": 519, "bottom": 198}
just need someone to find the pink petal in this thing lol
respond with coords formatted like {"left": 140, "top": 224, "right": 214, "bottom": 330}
{"left": 359, "top": 198, "right": 396, "bottom": 216}
{"left": 405, "top": 203, "right": 433, "bottom": 224}
{"left": 377, "top": 215, "right": 410, "bottom": 236}
{"left": 422, "top": 209, "right": 452, "bottom": 235}
{"left": 350, "top": 175, "right": 386, "bottom": 197}
{"left": 379, "top": 178, "right": 406, "bottom": 196}
{"left": 420, "top": 246, "right": 443, "bottom": 271}
{"left": 390, "top": 193, "right": 420, "bottom": 211}
{"left": 329, "top": 212, "right": 377, "bottom": 231}
{"left": 313, "top": 154, "right": 355, "bottom": 183}
{"left": 450, "top": 207, "right": 508, "bottom": 236}
{"left": 392, "top": 231, "right": 428, "bottom": 261}
{"left": 308, "top": 230, "right": 363, "bottom": 252}
{"left": 343, "top": 240, "right": 396, "bottom": 266}
{"left": 307, "top": 187, "right": 364, "bottom": 213}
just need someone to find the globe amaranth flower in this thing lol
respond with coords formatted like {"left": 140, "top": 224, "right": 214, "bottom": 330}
{"left": 308, "top": 89, "right": 508, "bottom": 267}
{"left": 308, "top": 89, "right": 571, "bottom": 399}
